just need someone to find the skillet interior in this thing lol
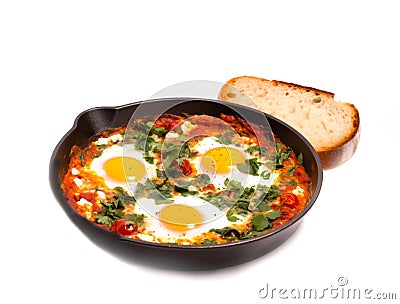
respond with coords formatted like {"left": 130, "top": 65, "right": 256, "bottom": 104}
{"left": 49, "top": 98, "right": 322, "bottom": 270}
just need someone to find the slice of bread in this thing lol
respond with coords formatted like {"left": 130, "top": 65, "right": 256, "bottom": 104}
{"left": 219, "top": 76, "right": 360, "bottom": 169}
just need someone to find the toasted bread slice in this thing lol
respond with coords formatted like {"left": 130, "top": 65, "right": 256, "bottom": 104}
{"left": 219, "top": 76, "right": 360, "bottom": 169}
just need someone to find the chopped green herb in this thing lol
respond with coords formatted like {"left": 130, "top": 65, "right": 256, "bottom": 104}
{"left": 96, "top": 215, "right": 114, "bottom": 226}
{"left": 226, "top": 179, "right": 244, "bottom": 193}
{"left": 288, "top": 166, "right": 296, "bottom": 176}
{"left": 113, "top": 187, "right": 136, "bottom": 205}
{"left": 134, "top": 133, "right": 147, "bottom": 151}
{"left": 224, "top": 178, "right": 230, "bottom": 187}
{"left": 289, "top": 179, "right": 298, "bottom": 186}
{"left": 251, "top": 214, "right": 273, "bottom": 231}
{"left": 210, "top": 227, "right": 241, "bottom": 240}
{"left": 201, "top": 180, "right": 245, "bottom": 210}
{"left": 162, "top": 144, "right": 181, "bottom": 167}
{"left": 197, "top": 174, "right": 211, "bottom": 185}
{"left": 79, "top": 153, "right": 85, "bottom": 166}
{"left": 256, "top": 202, "right": 273, "bottom": 212}
{"left": 237, "top": 158, "right": 261, "bottom": 176}
{"left": 226, "top": 200, "right": 250, "bottom": 222}
{"left": 94, "top": 197, "right": 125, "bottom": 226}
{"left": 151, "top": 127, "right": 168, "bottom": 137}
{"left": 245, "top": 145, "right": 269, "bottom": 155}
{"left": 266, "top": 210, "right": 281, "bottom": 220}
{"left": 152, "top": 143, "right": 162, "bottom": 153}
{"left": 226, "top": 214, "right": 239, "bottom": 222}
{"left": 265, "top": 184, "right": 280, "bottom": 202}
{"left": 261, "top": 170, "right": 271, "bottom": 179}
{"left": 123, "top": 213, "right": 145, "bottom": 226}
{"left": 134, "top": 178, "right": 173, "bottom": 205}
{"left": 275, "top": 143, "right": 292, "bottom": 167}
{"left": 297, "top": 153, "right": 303, "bottom": 164}
{"left": 145, "top": 137, "right": 157, "bottom": 152}
{"left": 143, "top": 153, "right": 154, "bottom": 164}
{"left": 174, "top": 185, "right": 198, "bottom": 196}
{"left": 201, "top": 239, "right": 218, "bottom": 245}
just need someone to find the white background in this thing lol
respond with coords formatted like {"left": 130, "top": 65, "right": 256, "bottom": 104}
{"left": 1, "top": 1, "right": 399, "bottom": 303}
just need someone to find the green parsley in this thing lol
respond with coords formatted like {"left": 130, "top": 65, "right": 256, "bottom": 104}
{"left": 251, "top": 214, "right": 274, "bottom": 231}
{"left": 251, "top": 206, "right": 283, "bottom": 232}
{"left": 201, "top": 239, "right": 218, "bottom": 245}
{"left": 94, "top": 197, "right": 125, "bottom": 226}
{"left": 236, "top": 158, "right": 261, "bottom": 176}
{"left": 124, "top": 213, "right": 145, "bottom": 226}
{"left": 151, "top": 127, "right": 168, "bottom": 137}
{"left": 113, "top": 187, "right": 136, "bottom": 205}
{"left": 143, "top": 152, "right": 154, "bottom": 164}
{"left": 226, "top": 200, "right": 250, "bottom": 222}
{"left": 209, "top": 227, "right": 241, "bottom": 241}
{"left": 79, "top": 153, "right": 85, "bottom": 166}
{"left": 265, "top": 184, "right": 280, "bottom": 202}
{"left": 297, "top": 153, "right": 303, "bottom": 164}
{"left": 246, "top": 145, "right": 269, "bottom": 156}
{"left": 174, "top": 185, "right": 198, "bottom": 196}
{"left": 275, "top": 143, "right": 292, "bottom": 167}
{"left": 261, "top": 170, "right": 271, "bottom": 180}
{"left": 288, "top": 166, "right": 296, "bottom": 176}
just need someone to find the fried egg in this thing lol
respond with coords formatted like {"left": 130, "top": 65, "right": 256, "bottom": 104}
{"left": 189, "top": 136, "right": 272, "bottom": 191}
{"left": 135, "top": 196, "right": 245, "bottom": 242}
{"left": 89, "top": 144, "right": 156, "bottom": 194}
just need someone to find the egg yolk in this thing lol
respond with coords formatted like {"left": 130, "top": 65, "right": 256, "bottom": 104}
{"left": 201, "top": 147, "right": 245, "bottom": 174}
{"left": 159, "top": 204, "right": 203, "bottom": 232}
{"left": 103, "top": 157, "right": 145, "bottom": 182}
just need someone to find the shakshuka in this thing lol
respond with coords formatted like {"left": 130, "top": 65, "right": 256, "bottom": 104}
{"left": 61, "top": 113, "right": 311, "bottom": 245}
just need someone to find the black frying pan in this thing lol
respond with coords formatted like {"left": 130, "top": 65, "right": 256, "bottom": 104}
{"left": 49, "top": 98, "right": 323, "bottom": 270}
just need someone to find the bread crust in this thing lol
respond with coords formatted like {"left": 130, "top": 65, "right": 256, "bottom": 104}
{"left": 318, "top": 120, "right": 360, "bottom": 169}
{"left": 226, "top": 76, "right": 336, "bottom": 99}
{"left": 219, "top": 76, "right": 360, "bottom": 170}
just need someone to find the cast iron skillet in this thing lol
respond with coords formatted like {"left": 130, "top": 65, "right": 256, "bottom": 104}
{"left": 49, "top": 98, "right": 323, "bottom": 270}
